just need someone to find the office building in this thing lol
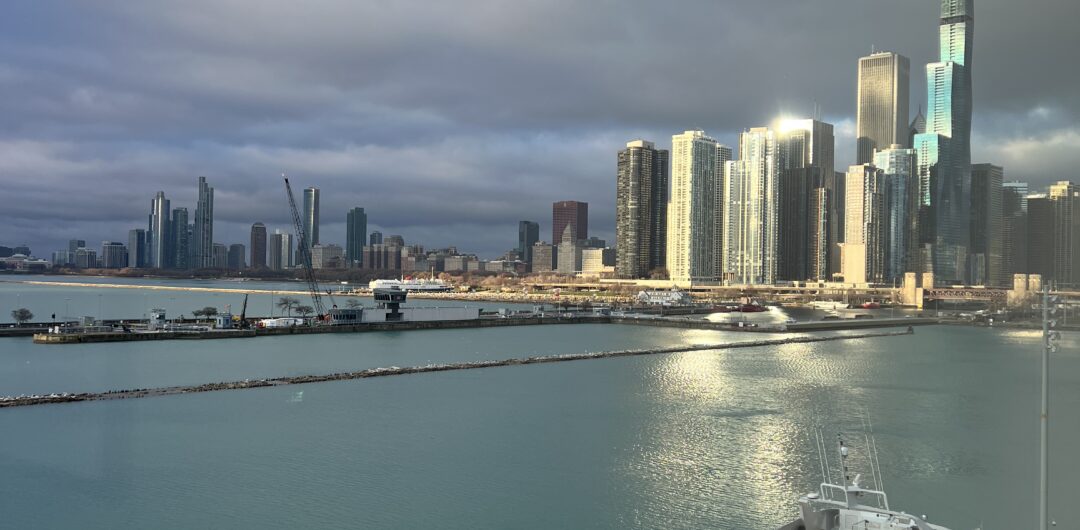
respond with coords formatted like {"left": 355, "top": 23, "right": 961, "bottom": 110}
{"left": 842, "top": 164, "right": 887, "bottom": 284}
{"left": 856, "top": 51, "right": 910, "bottom": 164}
{"left": 1049, "top": 181, "right": 1080, "bottom": 286}
{"left": 386, "top": 235, "right": 405, "bottom": 248}
{"left": 212, "top": 243, "right": 227, "bottom": 269}
{"left": 874, "top": 146, "right": 918, "bottom": 282}
{"left": 721, "top": 128, "right": 778, "bottom": 285}
{"left": 148, "top": 191, "right": 171, "bottom": 269}
{"left": 1027, "top": 195, "right": 1054, "bottom": 281}
{"left": 531, "top": 242, "right": 553, "bottom": 273}
{"left": 68, "top": 239, "right": 85, "bottom": 253}
{"left": 269, "top": 230, "right": 293, "bottom": 271}
{"left": 517, "top": 221, "right": 540, "bottom": 271}
{"left": 100, "top": 242, "right": 127, "bottom": 269}
{"left": 616, "top": 140, "right": 670, "bottom": 278}
{"left": 552, "top": 201, "right": 588, "bottom": 246}
{"left": 74, "top": 248, "right": 98, "bottom": 269}
{"left": 777, "top": 119, "right": 836, "bottom": 281}
{"left": 172, "top": 207, "right": 190, "bottom": 269}
{"left": 249, "top": 223, "right": 267, "bottom": 269}
{"left": 913, "top": 0, "right": 975, "bottom": 285}
{"left": 127, "top": 229, "right": 147, "bottom": 268}
{"left": 556, "top": 225, "right": 582, "bottom": 274}
{"left": 311, "top": 244, "right": 344, "bottom": 269}
{"left": 1001, "top": 181, "right": 1029, "bottom": 277}
{"left": 193, "top": 176, "right": 214, "bottom": 269}
{"left": 302, "top": 187, "right": 320, "bottom": 252}
{"left": 581, "top": 247, "right": 616, "bottom": 276}
{"left": 346, "top": 208, "right": 367, "bottom": 268}
{"left": 970, "top": 164, "right": 1004, "bottom": 286}
{"left": 370, "top": 231, "right": 383, "bottom": 246}
{"left": 227, "top": 243, "right": 246, "bottom": 270}
{"left": 667, "top": 130, "right": 720, "bottom": 283}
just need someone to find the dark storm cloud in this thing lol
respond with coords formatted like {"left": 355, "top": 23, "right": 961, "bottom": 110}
{"left": 1, "top": 0, "right": 1078, "bottom": 256}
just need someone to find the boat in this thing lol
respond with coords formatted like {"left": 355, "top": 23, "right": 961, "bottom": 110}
{"left": 737, "top": 303, "right": 767, "bottom": 313}
{"left": 779, "top": 430, "right": 954, "bottom": 530}
{"left": 367, "top": 277, "right": 452, "bottom": 292}
{"left": 859, "top": 301, "right": 881, "bottom": 309}
{"left": 809, "top": 301, "right": 847, "bottom": 311}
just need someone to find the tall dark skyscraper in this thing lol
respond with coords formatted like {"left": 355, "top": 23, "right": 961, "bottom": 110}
{"left": 127, "top": 229, "right": 146, "bottom": 268}
{"left": 346, "top": 208, "right": 368, "bottom": 267}
{"left": 250, "top": 222, "right": 267, "bottom": 269}
{"left": 1049, "top": 181, "right": 1080, "bottom": 286}
{"left": 302, "top": 187, "right": 320, "bottom": 251}
{"left": 914, "top": 0, "right": 974, "bottom": 285}
{"left": 369, "top": 231, "right": 383, "bottom": 246}
{"left": 552, "top": 201, "right": 588, "bottom": 246}
{"left": 1001, "top": 182, "right": 1029, "bottom": 278}
{"left": 171, "top": 207, "right": 189, "bottom": 269}
{"left": 776, "top": 120, "right": 835, "bottom": 282}
{"left": 1027, "top": 195, "right": 1054, "bottom": 281}
{"left": 227, "top": 243, "right": 246, "bottom": 270}
{"left": 193, "top": 176, "right": 214, "bottom": 269}
{"left": 148, "top": 191, "right": 171, "bottom": 269}
{"left": 970, "top": 164, "right": 1004, "bottom": 286}
{"left": 517, "top": 221, "right": 539, "bottom": 270}
{"left": 616, "top": 140, "right": 669, "bottom": 278}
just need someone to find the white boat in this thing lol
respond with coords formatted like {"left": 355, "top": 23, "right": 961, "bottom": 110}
{"left": 809, "top": 301, "right": 847, "bottom": 310}
{"left": 367, "top": 277, "right": 452, "bottom": 292}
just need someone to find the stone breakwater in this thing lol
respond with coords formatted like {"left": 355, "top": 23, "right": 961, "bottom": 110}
{"left": 0, "top": 329, "right": 912, "bottom": 409}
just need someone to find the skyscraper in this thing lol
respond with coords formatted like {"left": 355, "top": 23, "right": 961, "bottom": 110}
{"left": 1027, "top": 195, "right": 1054, "bottom": 281}
{"left": 712, "top": 144, "right": 733, "bottom": 280}
{"left": 1001, "top": 181, "right": 1029, "bottom": 278}
{"left": 667, "top": 130, "right": 719, "bottom": 283}
{"left": 721, "top": 128, "right": 778, "bottom": 285}
{"left": 552, "top": 201, "right": 588, "bottom": 246}
{"left": 346, "top": 208, "right": 368, "bottom": 268}
{"left": 269, "top": 230, "right": 293, "bottom": 271}
{"left": 369, "top": 231, "right": 383, "bottom": 246}
{"left": 227, "top": 243, "right": 247, "bottom": 270}
{"left": 302, "top": 187, "right": 320, "bottom": 251}
{"left": 171, "top": 207, "right": 189, "bottom": 269}
{"left": 777, "top": 119, "right": 835, "bottom": 281}
{"left": 517, "top": 221, "right": 539, "bottom": 271}
{"left": 1049, "top": 181, "right": 1080, "bottom": 286}
{"left": 842, "top": 164, "right": 887, "bottom": 284}
{"left": 616, "top": 140, "right": 669, "bottom": 278}
{"left": 193, "top": 176, "right": 214, "bottom": 269}
{"left": 856, "top": 51, "right": 910, "bottom": 164}
{"left": 874, "top": 146, "right": 918, "bottom": 282}
{"left": 970, "top": 164, "right": 1004, "bottom": 286}
{"left": 531, "top": 241, "right": 553, "bottom": 273}
{"left": 914, "top": 0, "right": 974, "bottom": 285}
{"left": 250, "top": 222, "right": 267, "bottom": 269}
{"left": 127, "top": 229, "right": 147, "bottom": 268}
{"left": 148, "top": 191, "right": 171, "bottom": 269}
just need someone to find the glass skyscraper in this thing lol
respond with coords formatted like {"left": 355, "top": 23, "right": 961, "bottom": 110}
{"left": 914, "top": 0, "right": 974, "bottom": 285}
{"left": 721, "top": 128, "right": 778, "bottom": 285}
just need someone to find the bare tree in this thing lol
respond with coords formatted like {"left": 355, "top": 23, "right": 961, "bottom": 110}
{"left": 295, "top": 305, "right": 314, "bottom": 317}
{"left": 11, "top": 308, "right": 33, "bottom": 325}
{"left": 276, "top": 296, "right": 300, "bottom": 316}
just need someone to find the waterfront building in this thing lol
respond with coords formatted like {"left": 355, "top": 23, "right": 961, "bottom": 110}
{"left": 970, "top": 164, "right": 1004, "bottom": 286}
{"left": 913, "top": 0, "right": 975, "bottom": 285}
{"left": 531, "top": 241, "right": 553, "bottom": 273}
{"left": 68, "top": 239, "right": 85, "bottom": 253}
{"left": 212, "top": 243, "right": 227, "bottom": 269}
{"left": 581, "top": 247, "right": 616, "bottom": 276}
{"left": 127, "top": 229, "right": 147, "bottom": 268}
{"left": 74, "top": 247, "right": 97, "bottom": 269}
{"left": 667, "top": 130, "right": 720, "bottom": 283}
{"left": 1049, "top": 180, "right": 1080, "bottom": 286}
{"left": 712, "top": 144, "right": 733, "bottom": 279}
{"left": 148, "top": 191, "right": 171, "bottom": 269}
{"left": 250, "top": 223, "right": 267, "bottom": 269}
{"left": 856, "top": 51, "right": 910, "bottom": 164}
{"left": 1027, "top": 195, "right": 1054, "bottom": 281}
{"left": 777, "top": 119, "right": 835, "bottom": 282}
{"left": 616, "top": 140, "right": 670, "bottom": 278}
{"left": 552, "top": 201, "right": 588, "bottom": 246}
{"left": 100, "top": 242, "right": 127, "bottom": 269}
{"left": 171, "top": 207, "right": 190, "bottom": 269}
{"left": 518, "top": 221, "right": 540, "bottom": 272}
{"left": 721, "top": 127, "right": 778, "bottom": 285}
{"left": 227, "top": 243, "right": 246, "bottom": 270}
{"left": 842, "top": 164, "right": 887, "bottom": 284}
{"left": 1001, "top": 181, "right": 1029, "bottom": 277}
{"left": 363, "top": 244, "right": 401, "bottom": 271}
{"left": 311, "top": 243, "right": 344, "bottom": 269}
{"left": 370, "top": 231, "right": 383, "bottom": 246}
{"left": 556, "top": 225, "right": 582, "bottom": 274}
{"left": 302, "top": 187, "right": 320, "bottom": 253}
{"left": 269, "top": 230, "right": 293, "bottom": 271}
{"left": 874, "top": 146, "right": 918, "bottom": 282}
{"left": 346, "top": 208, "right": 367, "bottom": 268}
{"left": 51, "top": 250, "right": 73, "bottom": 267}
{"left": 193, "top": 176, "right": 214, "bottom": 269}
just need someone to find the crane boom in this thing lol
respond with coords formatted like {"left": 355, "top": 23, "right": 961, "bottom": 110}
{"left": 284, "top": 176, "right": 327, "bottom": 318}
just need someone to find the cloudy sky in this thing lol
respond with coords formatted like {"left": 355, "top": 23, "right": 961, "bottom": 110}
{"left": 2, "top": 0, "right": 1078, "bottom": 258}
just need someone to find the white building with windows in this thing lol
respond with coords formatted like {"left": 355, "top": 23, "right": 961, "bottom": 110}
{"left": 666, "top": 130, "right": 720, "bottom": 283}
{"left": 721, "top": 127, "right": 779, "bottom": 285}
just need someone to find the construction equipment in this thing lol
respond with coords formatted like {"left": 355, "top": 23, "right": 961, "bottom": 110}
{"left": 237, "top": 293, "right": 249, "bottom": 329}
{"left": 284, "top": 175, "right": 333, "bottom": 319}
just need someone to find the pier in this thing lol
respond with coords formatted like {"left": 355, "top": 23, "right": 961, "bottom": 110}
{"left": 1, "top": 328, "right": 913, "bottom": 408}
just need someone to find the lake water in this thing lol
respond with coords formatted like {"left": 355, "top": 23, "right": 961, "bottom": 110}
{"left": 0, "top": 277, "right": 1077, "bottom": 529}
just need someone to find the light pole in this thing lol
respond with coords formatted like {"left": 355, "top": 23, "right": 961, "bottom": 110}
{"left": 1040, "top": 284, "right": 1063, "bottom": 530}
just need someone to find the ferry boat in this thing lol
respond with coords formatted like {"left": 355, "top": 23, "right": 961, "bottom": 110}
{"left": 367, "top": 277, "right": 452, "bottom": 292}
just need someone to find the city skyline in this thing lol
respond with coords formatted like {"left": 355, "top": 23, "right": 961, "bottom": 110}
{"left": 2, "top": 1, "right": 1077, "bottom": 258}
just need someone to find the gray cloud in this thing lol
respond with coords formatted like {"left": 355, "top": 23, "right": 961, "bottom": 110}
{"left": 1, "top": 0, "right": 1078, "bottom": 257}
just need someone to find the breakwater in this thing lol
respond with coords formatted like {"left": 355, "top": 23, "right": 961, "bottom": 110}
{"left": 1, "top": 328, "right": 913, "bottom": 408}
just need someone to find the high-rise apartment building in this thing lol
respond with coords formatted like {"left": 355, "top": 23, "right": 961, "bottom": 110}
{"left": 552, "top": 201, "right": 588, "bottom": 246}
{"left": 842, "top": 164, "right": 887, "bottom": 284}
{"left": 874, "top": 146, "right": 918, "bottom": 282}
{"left": 616, "top": 140, "right": 669, "bottom": 278}
{"left": 712, "top": 144, "right": 733, "bottom": 279}
{"left": 227, "top": 243, "right": 247, "bottom": 270}
{"left": 913, "top": 0, "right": 975, "bottom": 285}
{"left": 369, "top": 231, "right": 383, "bottom": 246}
{"left": 517, "top": 221, "right": 539, "bottom": 271}
{"left": 100, "top": 242, "right": 127, "bottom": 269}
{"left": 250, "top": 222, "right": 267, "bottom": 269}
{"left": 269, "top": 230, "right": 293, "bottom": 271}
{"left": 212, "top": 243, "right": 227, "bottom": 269}
{"left": 777, "top": 119, "right": 835, "bottom": 281}
{"left": 346, "top": 208, "right": 368, "bottom": 268}
{"left": 171, "top": 207, "right": 190, "bottom": 269}
{"left": 127, "top": 229, "right": 147, "bottom": 268}
{"left": 667, "top": 130, "right": 720, "bottom": 283}
{"left": 970, "top": 164, "right": 1004, "bottom": 286}
{"left": 721, "top": 128, "right": 778, "bottom": 285}
{"left": 1049, "top": 181, "right": 1080, "bottom": 286}
{"left": 148, "top": 191, "right": 171, "bottom": 269}
{"left": 302, "top": 187, "right": 320, "bottom": 252}
{"left": 193, "top": 176, "right": 214, "bottom": 269}
{"left": 1001, "top": 182, "right": 1029, "bottom": 277}
{"left": 1027, "top": 195, "right": 1054, "bottom": 281}
{"left": 856, "top": 51, "right": 910, "bottom": 164}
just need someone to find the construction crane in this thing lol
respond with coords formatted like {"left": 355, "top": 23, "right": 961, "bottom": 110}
{"left": 284, "top": 175, "right": 333, "bottom": 319}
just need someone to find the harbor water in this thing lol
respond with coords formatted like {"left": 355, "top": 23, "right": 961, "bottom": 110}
{"left": 0, "top": 277, "right": 1078, "bottom": 529}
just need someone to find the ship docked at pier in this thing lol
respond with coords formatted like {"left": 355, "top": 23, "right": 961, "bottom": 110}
{"left": 367, "top": 277, "right": 452, "bottom": 292}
